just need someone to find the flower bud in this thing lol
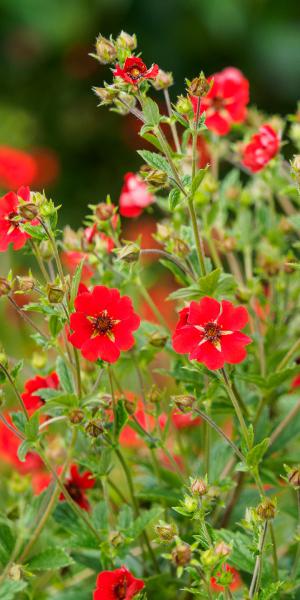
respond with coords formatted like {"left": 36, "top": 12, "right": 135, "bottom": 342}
{"left": 31, "top": 352, "right": 47, "bottom": 370}
{"left": 113, "top": 93, "right": 137, "bottom": 115}
{"left": 156, "top": 223, "right": 172, "bottom": 242}
{"left": 0, "top": 277, "right": 11, "bottom": 297}
{"left": 116, "top": 243, "right": 140, "bottom": 263}
{"left": 175, "top": 95, "right": 193, "bottom": 115}
{"left": 148, "top": 331, "right": 168, "bottom": 348}
{"left": 95, "top": 35, "right": 117, "bottom": 64}
{"left": 201, "top": 548, "right": 219, "bottom": 568}
{"left": 85, "top": 419, "right": 104, "bottom": 438}
{"left": 95, "top": 203, "right": 115, "bottom": 221}
{"left": 172, "top": 543, "right": 191, "bottom": 566}
{"left": 173, "top": 238, "right": 190, "bottom": 257}
{"left": 116, "top": 31, "right": 137, "bottom": 51}
{"left": 140, "top": 165, "right": 168, "bottom": 188}
{"left": 183, "top": 495, "right": 198, "bottom": 513}
{"left": 147, "top": 385, "right": 161, "bottom": 404}
{"left": 47, "top": 283, "right": 65, "bottom": 304}
{"left": 187, "top": 72, "right": 210, "bottom": 97}
{"left": 93, "top": 86, "right": 118, "bottom": 105}
{"left": 8, "top": 564, "right": 22, "bottom": 581}
{"left": 16, "top": 275, "right": 35, "bottom": 292}
{"left": 39, "top": 240, "right": 53, "bottom": 260}
{"left": 215, "top": 541, "right": 231, "bottom": 558}
{"left": 100, "top": 393, "right": 113, "bottom": 409}
{"left": 191, "top": 477, "right": 207, "bottom": 496}
{"left": 288, "top": 468, "right": 300, "bottom": 488}
{"left": 69, "top": 409, "right": 85, "bottom": 425}
{"left": 152, "top": 69, "right": 173, "bottom": 91}
{"left": 155, "top": 521, "right": 177, "bottom": 542}
{"left": 18, "top": 203, "right": 39, "bottom": 220}
{"left": 109, "top": 530, "right": 124, "bottom": 547}
{"left": 256, "top": 498, "right": 276, "bottom": 521}
{"left": 172, "top": 394, "right": 196, "bottom": 412}
{"left": 124, "top": 398, "right": 136, "bottom": 415}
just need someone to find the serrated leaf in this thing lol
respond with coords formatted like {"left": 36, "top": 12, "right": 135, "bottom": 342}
{"left": 168, "top": 187, "right": 181, "bottom": 210}
{"left": 137, "top": 150, "right": 172, "bottom": 177}
{"left": 191, "top": 167, "right": 208, "bottom": 195}
{"left": 198, "top": 268, "right": 221, "bottom": 295}
{"left": 49, "top": 315, "right": 64, "bottom": 337}
{"left": 126, "top": 507, "right": 163, "bottom": 539}
{"left": 115, "top": 399, "right": 128, "bottom": 437}
{"left": 139, "top": 132, "right": 163, "bottom": 152}
{"left": 246, "top": 437, "right": 270, "bottom": 469}
{"left": 10, "top": 360, "right": 23, "bottom": 381}
{"left": 70, "top": 259, "right": 84, "bottom": 310}
{"left": 142, "top": 97, "right": 160, "bottom": 126}
{"left": 56, "top": 356, "right": 75, "bottom": 393}
{"left": 11, "top": 411, "right": 27, "bottom": 435}
{"left": 28, "top": 547, "right": 74, "bottom": 571}
{"left": 17, "top": 439, "right": 31, "bottom": 462}
{"left": 25, "top": 412, "right": 39, "bottom": 441}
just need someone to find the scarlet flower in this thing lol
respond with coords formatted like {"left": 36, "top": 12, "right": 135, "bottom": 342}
{"left": 172, "top": 296, "right": 251, "bottom": 370}
{"left": 21, "top": 372, "right": 60, "bottom": 412}
{"left": 291, "top": 374, "right": 300, "bottom": 389}
{"left": 0, "top": 186, "right": 36, "bottom": 252}
{"left": 68, "top": 285, "right": 140, "bottom": 362}
{"left": 159, "top": 410, "right": 201, "bottom": 430}
{"left": 59, "top": 464, "right": 95, "bottom": 511}
{"left": 120, "top": 401, "right": 155, "bottom": 448}
{"left": 119, "top": 173, "right": 154, "bottom": 218}
{"left": 0, "top": 413, "right": 43, "bottom": 474}
{"left": 84, "top": 225, "right": 115, "bottom": 253}
{"left": 210, "top": 564, "right": 242, "bottom": 592}
{"left": 241, "top": 124, "right": 280, "bottom": 173}
{"left": 61, "top": 250, "right": 94, "bottom": 283}
{"left": 191, "top": 67, "right": 249, "bottom": 135}
{"left": 0, "top": 146, "right": 37, "bottom": 189}
{"left": 114, "top": 56, "right": 159, "bottom": 86}
{"left": 93, "top": 566, "right": 145, "bottom": 599}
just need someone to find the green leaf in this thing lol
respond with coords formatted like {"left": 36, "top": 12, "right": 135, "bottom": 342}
{"left": 142, "top": 97, "right": 160, "bottom": 126}
{"left": 22, "top": 223, "right": 46, "bottom": 240}
{"left": 17, "top": 440, "right": 32, "bottom": 462}
{"left": 191, "top": 167, "right": 208, "bottom": 195}
{"left": 126, "top": 507, "right": 163, "bottom": 539}
{"left": 0, "top": 580, "right": 27, "bottom": 600}
{"left": 49, "top": 315, "right": 64, "bottom": 337}
{"left": 28, "top": 547, "right": 74, "bottom": 571}
{"left": 56, "top": 356, "right": 75, "bottom": 393}
{"left": 0, "top": 519, "right": 14, "bottom": 562}
{"left": 168, "top": 187, "right": 181, "bottom": 210}
{"left": 25, "top": 412, "right": 39, "bottom": 441}
{"left": 139, "top": 132, "right": 163, "bottom": 152}
{"left": 198, "top": 268, "right": 221, "bottom": 295}
{"left": 70, "top": 259, "right": 84, "bottom": 310}
{"left": 246, "top": 437, "right": 270, "bottom": 469}
{"left": 11, "top": 411, "right": 27, "bottom": 435}
{"left": 137, "top": 150, "right": 172, "bottom": 177}
{"left": 115, "top": 399, "right": 128, "bottom": 437}
{"left": 10, "top": 360, "right": 23, "bottom": 381}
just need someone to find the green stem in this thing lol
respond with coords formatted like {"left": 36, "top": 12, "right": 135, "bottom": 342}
{"left": 221, "top": 368, "right": 250, "bottom": 449}
{"left": 193, "top": 407, "right": 244, "bottom": 462}
{"left": 39, "top": 218, "right": 66, "bottom": 288}
{"left": 277, "top": 338, "right": 300, "bottom": 371}
{"left": 292, "top": 489, "right": 300, "bottom": 578}
{"left": 187, "top": 196, "right": 206, "bottom": 276}
{"left": 0, "top": 362, "right": 29, "bottom": 421}
{"left": 192, "top": 96, "right": 201, "bottom": 180}
{"left": 73, "top": 348, "right": 82, "bottom": 399}
{"left": 249, "top": 521, "right": 268, "bottom": 598}
{"left": 163, "top": 88, "right": 181, "bottom": 153}
{"left": 30, "top": 239, "right": 49, "bottom": 282}
{"left": 138, "top": 277, "right": 169, "bottom": 329}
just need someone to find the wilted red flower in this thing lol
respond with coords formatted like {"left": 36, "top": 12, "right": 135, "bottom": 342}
{"left": 241, "top": 124, "right": 280, "bottom": 173}
{"left": 119, "top": 173, "right": 154, "bottom": 218}
{"left": 191, "top": 67, "right": 249, "bottom": 135}
{"left": 210, "top": 564, "right": 242, "bottom": 592}
{"left": 93, "top": 566, "right": 144, "bottom": 599}
{"left": 0, "top": 146, "right": 37, "bottom": 189}
{"left": 60, "top": 464, "right": 95, "bottom": 511}
{"left": 68, "top": 285, "right": 140, "bottom": 362}
{"left": 21, "top": 372, "right": 60, "bottom": 412}
{"left": 114, "top": 56, "right": 159, "bottom": 85}
{"left": 0, "top": 186, "right": 37, "bottom": 252}
{"left": 172, "top": 296, "right": 251, "bottom": 370}
{"left": 61, "top": 250, "right": 95, "bottom": 283}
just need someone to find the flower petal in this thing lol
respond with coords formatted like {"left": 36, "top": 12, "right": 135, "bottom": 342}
{"left": 188, "top": 297, "right": 220, "bottom": 326}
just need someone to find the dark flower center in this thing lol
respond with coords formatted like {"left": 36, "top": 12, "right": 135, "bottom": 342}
{"left": 66, "top": 483, "right": 82, "bottom": 503}
{"left": 7, "top": 211, "right": 19, "bottom": 227}
{"left": 93, "top": 312, "right": 114, "bottom": 335}
{"left": 128, "top": 64, "right": 145, "bottom": 81}
{"left": 114, "top": 580, "right": 127, "bottom": 599}
{"left": 204, "top": 322, "right": 221, "bottom": 343}
{"left": 211, "top": 96, "right": 225, "bottom": 110}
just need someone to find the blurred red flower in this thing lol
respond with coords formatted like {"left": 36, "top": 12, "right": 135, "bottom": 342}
{"left": 0, "top": 186, "right": 36, "bottom": 252}
{"left": 60, "top": 464, "right": 95, "bottom": 511}
{"left": 191, "top": 67, "right": 249, "bottom": 135}
{"left": 119, "top": 173, "right": 154, "bottom": 218}
{"left": 211, "top": 564, "right": 242, "bottom": 592}
{"left": 241, "top": 124, "right": 280, "bottom": 173}
{"left": 114, "top": 56, "right": 158, "bottom": 85}
{"left": 172, "top": 297, "right": 251, "bottom": 370}
{"left": 21, "top": 372, "right": 60, "bottom": 412}
{"left": 93, "top": 566, "right": 144, "bottom": 599}
{"left": 31, "top": 148, "right": 60, "bottom": 187}
{"left": 61, "top": 250, "right": 95, "bottom": 283}
{"left": 69, "top": 285, "right": 140, "bottom": 362}
{"left": 159, "top": 410, "right": 201, "bottom": 430}
{"left": 0, "top": 413, "right": 42, "bottom": 474}
{"left": 84, "top": 225, "right": 115, "bottom": 253}
{"left": 0, "top": 146, "right": 37, "bottom": 189}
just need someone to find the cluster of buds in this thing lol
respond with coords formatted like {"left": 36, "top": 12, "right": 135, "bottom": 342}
{"left": 91, "top": 31, "right": 137, "bottom": 67}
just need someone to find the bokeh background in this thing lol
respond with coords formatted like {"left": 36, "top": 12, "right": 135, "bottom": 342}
{"left": 1, "top": 0, "right": 300, "bottom": 226}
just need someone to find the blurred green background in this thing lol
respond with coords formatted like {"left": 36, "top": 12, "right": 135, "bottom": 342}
{"left": 0, "top": 0, "right": 300, "bottom": 226}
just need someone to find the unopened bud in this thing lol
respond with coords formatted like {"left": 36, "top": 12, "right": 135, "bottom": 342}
{"left": 95, "top": 203, "right": 115, "bottom": 221}
{"left": 191, "top": 478, "right": 207, "bottom": 496}
{"left": 18, "top": 203, "right": 39, "bottom": 220}
{"left": 94, "top": 35, "right": 117, "bottom": 64}
{"left": 140, "top": 165, "right": 168, "bottom": 188}
{"left": 93, "top": 86, "right": 118, "bottom": 105}
{"left": 173, "top": 238, "right": 190, "bottom": 257}
{"left": 188, "top": 72, "right": 210, "bottom": 97}
{"left": 47, "top": 283, "right": 65, "bottom": 304}
{"left": 172, "top": 394, "right": 196, "bottom": 412}
{"left": 183, "top": 495, "right": 198, "bottom": 513}
{"left": 124, "top": 398, "right": 136, "bottom": 415}
{"left": 39, "top": 240, "right": 53, "bottom": 260}
{"left": 113, "top": 93, "right": 137, "bottom": 115}
{"left": 215, "top": 542, "right": 231, "bottom": 557}
{"left": 16, "top": 275, "right": 35, "bottom": 292}
{"left": 109, "top": 530, "right": 124, "bottom": 547}
{"left": 8, "top": 564, "right": 22, "bottom": 581}
{"left": 0, "top": 277, "right": 11, "bottom": 297}
{"left": 116, "top": 243, "right": 140, "bottom": 263}
{"left": 155, "top": 521, "right": 177, "bottom": 542}
{"left": 149, "top": 331, "right": 168, "bottom": 348}
{"left": 172, "top": 543, "right": 191, "bottom": 566}
{"left": 147, "top": 385, "right": 161, "bottom": 404}
{"left": 152, "top": 69, "right": 173, "bottom": 91}
{"left": 69, "top": 409, "right": 85, "bottom": 425}
{"left": 116, "top": 31, "right": 137, "bottom": 51}
{"left": 256, "top": 498, "right": 276, "bottom": 520}
{"left": 31, "top": 352, "right": 47, "bottom": 370}
{"left": 288, "top": 468, "right": 300, "bottom": 488}
{"left": 85, "top": 419, "right": 104, "bottom": 438}
{"left": 175, "top": 95, "right": 193, "bottom": 115}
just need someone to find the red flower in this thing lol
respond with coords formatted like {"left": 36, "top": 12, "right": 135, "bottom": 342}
{"left": 0, "top": 146, "right": 37, "bottom": 189}
{"left": 21, "top": 372, "right": 60, "bottom": 412}
{"left": 61, "top": 250, "right": 94, "bottom": 283}
{"left": 291, "top": 374, "right": 300, "bottom": 389}
{"left": 60, "top": 464, "right": 95, "bottom": 511}
{"left": 0, "top": 413, "right": 43, "bottom": 474}
{"left": 0, "top": 186, "right": 36, "bottom": 252}
{"left": 120, "top": 400, "right": 155, "bottom": 448}
{"left": 241, "top": 124, "right": 280, "bottom": 173}
{"left": 211, "top": 565, "right": 242, "bottom": 592}
{"left": 94, "top": 566, "right": 145, "bottom": 600}
{"left": 159, "top": 410, "right": 201, "bottom": 430}
{"left": 172, "top": 297, "right": 251, "bottom": 370}
{"left": 191, "top": 67, "right": 249, "bottom": 135}
{"left": 114, "top": 56, "right": 159, "bottom": 85}
{"left": 68, "top": 285, "right": 140, "bottom": 362}
{"left": 84, "top": 226, "right": 115, "bottom": 253}
{"left": 119, "top": 173, "right": 154, "bottom": 218}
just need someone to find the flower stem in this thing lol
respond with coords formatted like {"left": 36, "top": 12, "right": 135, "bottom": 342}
{"left": 30, "top": 239, "right": 49, "bottom": 282}
{"left": 193, "top": 407, "right": 244, "bottom": 462}
{"left": 292, "top": 489, "right": 300, "bottom": 579}
{"left": 163, "top": 88, "right": 181, "bottom": 153}
{"left": 249, "top": 521, "right": 268, "bottom": 598}
{"left": 187, "top": 196, "right": 207, "bottom": 276}
{"left": 0, "top": 362, "right": 29, "bottom": 421}
{"left": 137, "top": 277, "right": 169, "bottom": 329}
{"left": 192, "top": 97, "right": 201, "bottom": 180}
{"left": 220, "top": 368, "right": 250, "bottom": 448}
{"left": 39, "top": 218, "right": 66, "bottom": 288}
{"left": 277, "top": 338, "right": 300, "bottom": 371}
{"left": 140, "top": 248, "right": 194, "bottom": 279}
